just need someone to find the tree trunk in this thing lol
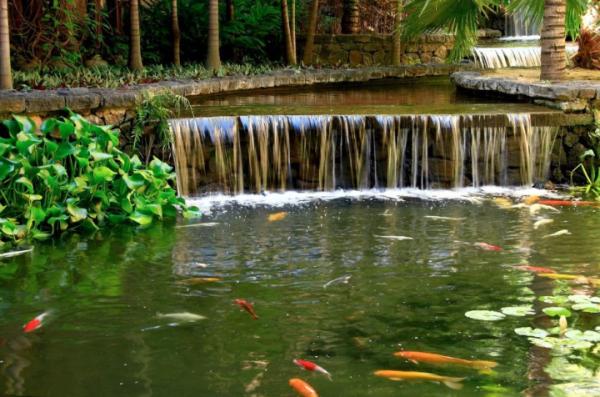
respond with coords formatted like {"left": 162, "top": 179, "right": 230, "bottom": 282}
{"left": 207, "top": 0, "right": 221, "bottom": 70}
{"left": 392, "top": 0, "right": 403, "bottom": 65}
{"left": 226, "top": 0, "right": 234, "bottom": 22}
{"left": 94, "top": 0, "right": 105, "bottom": 54}
{"left": 129, "top": 0, "right": 143, "bottom": 70}
{"left": 172, "top": 0, "right": 181, "bottom": 66}
{"left": 291, "top": 0, "right": 296, "bottom": 57}
{"left": 281, "top": 0, "right": 296, "bottom": 64}
{"left": 0, "top": 0, "right": 11, "bottom": 90}
{"left": 341, "top": 0, "right": 359, "bottom": 34}
{"left": 302, "top": 0, "right": 319, "bottom": 65}
{"left": 540, "top": 0, "right": 566, "bottom": 81}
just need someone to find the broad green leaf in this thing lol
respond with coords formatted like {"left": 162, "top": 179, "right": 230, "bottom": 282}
{"left": 67, "top": 202, "right": 88, "bottom": 223}
{"left": 564, "top": 330, "right": 600, "bottom": 342}
{"left": 129, "top": 211, "right": 153, "bottom": 226}
{"left": 0, "top": 159, "right": 16, "bottom": 181}
{"left": 30, "top": 206, "right": 46, "bottom": 223}
{"left": 572, "top": 303, "right": 600, "bottom": 313}
{"left": 93, "top": 166, "right": 116, "bottom": 183}
{"left": 56, "top": 142, "right": 77, "bottom": 160}
{"left": 515, "top": 327, "right": 548, "bottom": 338}
{"left": 465, "top": 310, "right": 506, "bottom": 321}
{"left": 501, "top": 306, "right": 534, "bottom": 317}
{"left": 543, "top": 307, "right": 572, "bottom": 318}
{"left": 16, "top": 177, "right": 33, "bottom": 193}
{"left": 540, "top": 296, "right": 569, "bottom": 305}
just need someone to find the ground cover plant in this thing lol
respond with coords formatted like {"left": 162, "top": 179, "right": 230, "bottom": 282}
{"left": 0, "top": 112, "right": 199, "bottom": 246}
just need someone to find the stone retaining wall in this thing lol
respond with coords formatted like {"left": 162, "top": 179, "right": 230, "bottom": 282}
{"left": 308, "top": 34, "right": 455, "bottom": 66}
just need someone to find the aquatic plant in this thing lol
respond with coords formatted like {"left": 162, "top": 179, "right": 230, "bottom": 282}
{"left": 572, "top": 29, "right": 600, "bottom": 70}
{"left": 0, "top": 113, "right": 200, "bottom": 245}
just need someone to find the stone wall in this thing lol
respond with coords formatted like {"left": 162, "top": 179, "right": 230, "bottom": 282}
{"left": 308, "top": 34, "right": 455, "bottom": 66}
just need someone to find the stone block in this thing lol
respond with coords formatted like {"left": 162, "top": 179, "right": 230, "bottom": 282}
{"left": 349, "top": 50, "right": 363, "bottom": 65}
{"left": 419, "top": 53, "right": 432, "bottom": 64}
{"left": 434, "top": 45, "right": 448, "bottom": 59}
{"left": 373, "top": 50, "right": 387, "bottom": 65}
{"left": 0, "top": 93, "right": 26, "bottom": 113}
{"left": 25, "top": 92, "right": 67, "bottom": 113}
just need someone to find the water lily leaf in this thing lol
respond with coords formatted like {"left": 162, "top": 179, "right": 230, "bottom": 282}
{"left": 540, "top": 296, "right": 570, "bottom": 305}
{"left": 545, "top": 357, "right": 594, "bottom": 382}
{"left": 568, "top": 295, "right": 600, "bottom": 304}
{"left": 515, "top": 327, "right": 548, "bottom": 338}
{"left": 572, "top": 303, "right": 600, "bottom": 313}
{"left": 564, "top": 330, "right": 600, "bottom": 342}
{"left": 501, "top": 306, "right": 534, "bottom": 317}
{"left": 551, "top": 381, "right": 600, "bottom": 397}
{"left": 465, "top": 310, "right": 506, "bottom": 321}
{"left": 543, "top": 307, "right": 572, "bottom": 318}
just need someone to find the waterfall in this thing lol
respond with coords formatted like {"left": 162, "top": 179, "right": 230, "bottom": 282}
{"left": 472, "top": 45, "right": 579, "bottom": 69}
{"left": 503, "top": 12, "right": 540, "bottom": 40}
{"left": 170, "top": 114, "right": 558, "bottom": 196}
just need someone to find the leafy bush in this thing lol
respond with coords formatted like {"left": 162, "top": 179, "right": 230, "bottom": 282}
{"left": 0, "top": 113, "right": 199, "bottom": 244}
{"left": 572, "top": 29, "right": 600, "bottom": 70}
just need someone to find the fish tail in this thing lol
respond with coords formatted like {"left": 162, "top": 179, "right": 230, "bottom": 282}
{"left": 470, "top": 360, "right": 498, "bottom": 370}
{"left": 442, "top": 377, "right": 464, "bottom": 390}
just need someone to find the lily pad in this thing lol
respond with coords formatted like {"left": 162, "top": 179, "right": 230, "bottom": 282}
{"left": 572, "top": 303, "right": 600, "bottom": 313}
{"left": 515, "top": 327, "right": 548, "bottom": 338}
{"left": 465, "top": 310, "right": 506, "bottom": 321}
{"left": 564, "top": 330, "right": 600, "bottom": 342}
{"left": 568, "top": 295, "right": 600, "bottom": 304}
{"left": 545, "top": 357, "right": 594, "bottom": 382}
{"left": 528, "top": 336, "right": 593, "bottom": 353}
{"left": 543, "top": 307, "right": 572, "bottom": 318}
{"left": 550, "top": 381, "right": 600, "bottom": 397}
{"left": 501, "top": 306, "right": 534, "bottom": 317}
{"left": 540, "top": 295, "right": 569, "bottom": 305}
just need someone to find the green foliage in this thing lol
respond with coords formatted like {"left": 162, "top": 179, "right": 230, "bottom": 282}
{"left": 570, "top": 130, "right": 600, "bottom": 199}
{"left": 0, "top": 113, "right": 200, "bottom": 244}
{"left": 12, "top": 63, "right": 278, "bottom": 91}
{"left": 132, "top": 91, "right": 192, "bottom": 164}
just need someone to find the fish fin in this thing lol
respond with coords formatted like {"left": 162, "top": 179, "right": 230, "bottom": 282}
{"left": 471, "top": 360, "right": 498, "bottom": 370}
{"left": 443, "top": 379, "right": 464, "bottom": 390}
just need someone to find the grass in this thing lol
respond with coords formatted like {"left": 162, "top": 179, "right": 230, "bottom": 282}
{"left": 12, "top": 63, "right": 285, "bottom": 91}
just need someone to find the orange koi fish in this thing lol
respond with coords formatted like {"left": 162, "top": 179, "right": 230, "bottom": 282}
{"left": 537, "top": 200, "right": 596, "bottom": 207}
{"left": 293, "top": 359, "right": 332, "bottom": 380}
{"left": 523, "top": 195, "right": 540, "bottom": 205}
{"left": 267, "top": 212, "right": 288, "bottom": 222}
{"left": 374, "top": 370, "right": 464, "bottom": 390}
{"left": 289, "top": 378, "right": 318, "bottom": 397}
{"left": 23, "top": 312, "right": 50, "bottom": 333}
{"left": 235, "top": 299, "right": 258, "bottom": 320}
{"left": 515, "top": 265, "right": 556, "bottom": 274}
{"left": 394, "top": 351, "right": 497, "bottom": 371}
{"left": 176, "top": 277, "right": 221, "bottom": 285}
{"left": 474, "top": 242, "right": 502, "bottom": 252}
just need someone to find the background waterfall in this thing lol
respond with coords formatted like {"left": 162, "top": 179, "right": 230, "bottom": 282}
{"left": 170, "top": 114, "right": 558, "bottom": 196}
{"left": 503, "top": 12, "right": 541, "bottom": 40}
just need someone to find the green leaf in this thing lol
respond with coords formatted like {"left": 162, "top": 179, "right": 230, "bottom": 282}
{"left": 465, "top": 310, "right": 506, "bottom": 321}
{"left": 0, "top": 159, "right": 16, "bottom": 181}
{"left": 564, "top": 330, "right": 600, "bottom": 342}
{"left": 543, "top": 307, "right": 572, "bottom": 318}
{"left": 67, "top": 202, "right": 88, "bottom": 223}
{"left": 515, "top": 327, "right": 548, "bottom": 338}
{"left": 129, "top": 211, "right": 153, "bottom": 226}
{"left": 540, "top": 296, "right": 570, "bottom": 305}
{"left": 56, "top": 142, "right": 77, "bottom": 160}
{"left": 572, "top": 303, "right": 600, "bottom": 313}
{"left": 90, "top": 150, "right": 113, "bottom": 161}
{"left": 15, "top": 177, "right": 34, "bottom": 193}
{"left": 580, "top": 149, "right": 596, "bottom": 160}
{"left": 32, "top": 230, "right": 52, "bottom": 240}
{"left": 501, "top": 306, "right": 535, "bottom": 317}
{"left": 92, "top": 166, "right": 116, "bottom": 183}
{"left": 30, "top": 206, "right": 46, "bottom": 223}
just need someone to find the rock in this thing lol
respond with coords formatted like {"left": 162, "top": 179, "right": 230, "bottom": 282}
{"left": 349, "top": 50, "right": 363, "bottom": 65}
{"left": 434, "top": 45, "right": 447, "bottom": 59}
{"left": 419, "top": 53, "right": 432, "bottom": 64}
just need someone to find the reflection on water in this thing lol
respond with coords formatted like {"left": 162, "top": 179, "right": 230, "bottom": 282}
{"left": 0, "top": 196, "right": 599, "bottom": 396}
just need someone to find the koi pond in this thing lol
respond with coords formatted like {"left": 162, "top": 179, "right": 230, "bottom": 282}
{"left": 1, "top": 191, "right": 600, "bottom": 396}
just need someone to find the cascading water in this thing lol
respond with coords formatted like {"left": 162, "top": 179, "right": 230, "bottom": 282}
{"left": 170, "top": 114, "right": 557, "bottom": 196}
{"left": 503, "top": 12, "right": 540, "bottom": 40}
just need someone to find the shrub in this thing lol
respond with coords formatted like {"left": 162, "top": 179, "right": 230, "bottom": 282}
{"left": 0, "top": 113, "right": 200, "bottom": 244}
{"left": 572, "top": 29, "right": 600, "bottom": 70}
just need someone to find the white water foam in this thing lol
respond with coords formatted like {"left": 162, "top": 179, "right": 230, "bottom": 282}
{"left": 186, "top": 187, "right": 566, "bottom": 213}
{"left": 498, "top": 35, "right": 541, "bottom": 42}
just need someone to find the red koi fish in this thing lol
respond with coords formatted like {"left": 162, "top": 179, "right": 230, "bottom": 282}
{"left": 537, "top": 200, "right": 596, "bottom": 207}
{"left": 474, "top": 242, "right": 502, "bottom": 252}
{"left": 234, "top": 299, "right": 258, "bottom": 320}
{"left": 289, "top": 378, "right": 318, "bottom": 397}
{"left": 293, "top": 359, "right": 332, "bottom": 380}
{"left": 515, "top": 265, "right": 556, "bottom": 274}
{"left": 23, "top": 312, "right": 50, "bottom": 333}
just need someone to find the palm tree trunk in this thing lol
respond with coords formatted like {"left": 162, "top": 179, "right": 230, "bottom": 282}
{"left": 172, "top": 0, "right": 181, "bottom": 66}
{"left": 392, "top": 0, "right": 403, "bottom": 65}
{"left": 0, "top": 0, "right": 11, "bottom": 90}
{"left": 129, "top": 0, "right": 143, "bottom": 70}
{"left": 540, "top": 0, "right": 566, "bottom": 81}
{"left": 281, "top": 0, "right": 296, "bottom": 64}
{"left": 341, "top": 0, "right": 359, "bottom": 34}
{"left": 291, "top": 0, "right": 296, "bottom": 57}
{"left": 207, "top": 0, "right": 221, "bottom": 70}
{"left": 302, "top": 0, "right": 319, "bottom": 65}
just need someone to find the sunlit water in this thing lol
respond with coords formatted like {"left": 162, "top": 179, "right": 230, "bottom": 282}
{"left": 1, "top": 191, "right": 599, "bottom": 396}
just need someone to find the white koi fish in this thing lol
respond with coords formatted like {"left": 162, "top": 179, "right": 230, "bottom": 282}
{"left": 543, "top": 229, "right": 571, "bottom": 238}
{"left": 323, "top": 275, "right": 351, "bottom": 289}
{"left": 424, "top": 216, "right": 466, "bottom": 221}
{"left": 157, "top": 312, "right": 207, "bottom": 322}
{"left": 175, "top": 222, "right": 219, "bottom": 229}
{"left": 376, "top": 235, "right": 413, "bottom": 241}
{"left": 533, "top": 219, "right": 554, "bottom": 230}
{"left": 0, "top": 247, "right": 33, "bottom": 259}
{"left": 529, "top": 204, "right": 560, "bottom": 216}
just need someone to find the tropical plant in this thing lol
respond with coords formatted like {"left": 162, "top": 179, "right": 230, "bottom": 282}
{"left": 171, "top": 0, "right": 181, "bottom": 66}
{"left": 572, "top": 29, "right": 600, "bottom": 70}
{"left": 0, "top": 113, "right": 200, "bottom": 245}
{"left": 0, "top": 0, "right": 11, "bottom": 89}
{"left": 303, "top": 0, "right": 320, "bottom": 65}
{"left": 130, "top": 0, "right": 144, "bottom": 70}
{"left": 341, "top": 0, "right": 360, "bottom": 33}
{"left": 401, "top": 0, "right": 587, "bottom": 80}
{"left": 570, "top": 148, "right": 600, "bottom": 199}
{"left": 207, "top": 0, "right": 221, "bottom": 70}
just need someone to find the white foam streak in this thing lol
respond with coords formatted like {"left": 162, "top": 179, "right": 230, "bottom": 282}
{"left": 186, "top": 187, "right": 566, "bottom": 213}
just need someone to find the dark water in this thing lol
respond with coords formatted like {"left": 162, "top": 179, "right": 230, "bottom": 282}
{"left": 187, "top": 77, "right": 553, "bottom": 117}
{"left": 0, "top": 196, "right": 598, "bottom": 396}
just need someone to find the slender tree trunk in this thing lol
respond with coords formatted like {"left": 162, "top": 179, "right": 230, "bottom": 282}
{"left": 172, "top": 0, "right": 180, "bottom": 66}
{"left": 226, "top": 0, "right": 234, "bottom": 22}
{"left": 94, "top": 0, "right": 105, "bottom": 54}
{"left": 302, "top": 0, "right": 319, "bottom": 65}
{"left": 291, "top": 0, "right": 296, "bottom": 58}
{"left": 540, "top": 0, "right": 566, "bottom": 81}
{"left": 281, "top": 0, "right": 296, "bottom": 64}
{"left": 207, "top": 0, "right": 221, "bottom": 70}
{"left": 129, "top": 0, "right": 143, "bottom": 70}
{"left": 0, "top": 0, "right": 11, "bottom": 89}
{"left": 392, "top": 0, "right": 403, "bottom": 65}
{"left": 341, "top": 0, "right": 360, "bottom": 34}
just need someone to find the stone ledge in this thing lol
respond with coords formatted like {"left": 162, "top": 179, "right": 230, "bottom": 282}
{"left": 0, "top": 65, "right": 473, "bottom": 116}
{"left": 451, "top": 71, "right": 600, "bottom": 113}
